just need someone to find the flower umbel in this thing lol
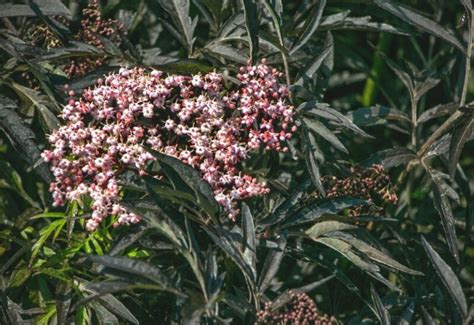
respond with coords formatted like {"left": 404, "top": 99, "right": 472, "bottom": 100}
{"left": 42, "top": 62, "right": 296, "bottom": 231}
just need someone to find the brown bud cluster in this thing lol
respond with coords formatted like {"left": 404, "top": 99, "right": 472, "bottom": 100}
{"left": 256, "top": 291, "right": 336, "bottom": 325}
{"left": 28, "top": 0, "right": 124, "bottom": 79}
{"left": 65, "top": 0, "right": 125, "bottom": 78}
{"left": 312, "top": 164, "right": 398, "bottom": 216}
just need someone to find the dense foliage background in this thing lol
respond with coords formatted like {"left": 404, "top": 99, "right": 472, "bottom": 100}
{"left": 0, "top": 0, "right": 473, "bottom": 323}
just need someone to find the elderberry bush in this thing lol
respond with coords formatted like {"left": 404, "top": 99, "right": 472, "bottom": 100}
{"left": 0, "top": 0, "right": 473, "bottom": 324}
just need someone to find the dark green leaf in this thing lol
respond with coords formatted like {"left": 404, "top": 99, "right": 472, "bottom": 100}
{"left": 91, "top": 302, "right": 118, "bottom": 323}
{"left": 302, "top": 126, "right": 326, "bottom": 196}
{"left": 382, "top": 55, "right": 415, "bottom": 100}
{"left": 0, "top": 160, "right": 40, "bottom": 209}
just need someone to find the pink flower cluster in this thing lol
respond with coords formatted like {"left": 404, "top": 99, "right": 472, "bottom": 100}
{"left": 42, "top": 61, "right": 296, "bottom": 231}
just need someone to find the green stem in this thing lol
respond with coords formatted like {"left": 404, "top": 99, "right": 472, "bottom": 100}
{"left": 361, "top": 34, "right": 392, "bottom": 107}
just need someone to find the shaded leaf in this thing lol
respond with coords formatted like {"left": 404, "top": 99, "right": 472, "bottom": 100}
{"left": 415, "top": 77, "right": 440, "bottom": 99}
{"left": 370, "top": 283, "right": 391, "bottom": 325}
{"left": 302, "top": 126, "right": 326, "bottom": 196}
{"left": 347, "top": 105, "right": 411, "bottom": 126}
{"left": 0, "top": 0, "right": 70, "bottom": 18}
{"left": 77, "top": 281, "right": 140, "bottom": 323}
{"left": 398, "top": 301, "right": 415, "bottom": 325}
{"left": 313, "top": 237, "right": 379, "bottom": 272}
{"left": 283, "top": 197, "right": 367, "bottom": 228}
{"left": 219, "top": 13, "right": 245, "bottom": 38}
{"left": 11, "top": 82, "right": 60, "bottom": 133}
{"left": 148, "top": 149, "right": 220, "bottom": 218}
{"left": 270, "top": 275, "right": 335, "bottom": 310}
{"left": 0, "top": 160, "right": 40, "bottom": 209}
{"left": 0, "top": 96, "right": 53, "bottom": 183}
{"left": 295, "top": 35, "right": 333, "bottom": 86}
{"left": 205, "top": 225, "right": 257, "bottom": 283}
{"left": 258, "top": 235, "right": 286, "bottom": 293}
{"left": 421, "top": 306, "right": 436, "bottom": 325}
{"left": 96, "top": 293, "right": 139, "bottom": 324}
{"left": 448, "top": 115, "right": 473, "bottom": 178}
{"left": 334, "top": 233, "right": 422, "bottom": 275}
{"left": 206, "top": 43, "right": 248, "bottom": 64}
{"left": 241, "top": 0, "right": 259, "bottom": 61}
{"left": 87, "top": 255, "right": 174, "bottom": 288}
{"left": 157, "top": 0, "right": 198, "bottom": 53}
{"left": 304, "top": 119, "right": 348, "bottom": 153}
{"left": 257, "top": 179, "right": 312, "bottom": 230}
{"left": 374, "top": 0, "right": 464, "bottom": 52}
{"left": 319, "top": 12, "right": 409, "bottom": 34}
{"left": 383, "top": 55, "right": 415, "bottom": 100}
{"left": 291, "top": 0, "right": 327, "bottom": 54}
{"left": 430, "top": 174, "right": 460, "bottom": 263}
{"left": 421, "top": 236, "right": 467, "bottom": 317}
{"left": 417, "top": 103, "right": 458, "bottom": 124}
{"left": 361, "top": 148, "right": 418, "bottom": 169}
{"left": 300, "top": 102, "right": 370, "bottom": 137}
{"left": 241, "top": 203, "right": 256, "bottom": 273}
